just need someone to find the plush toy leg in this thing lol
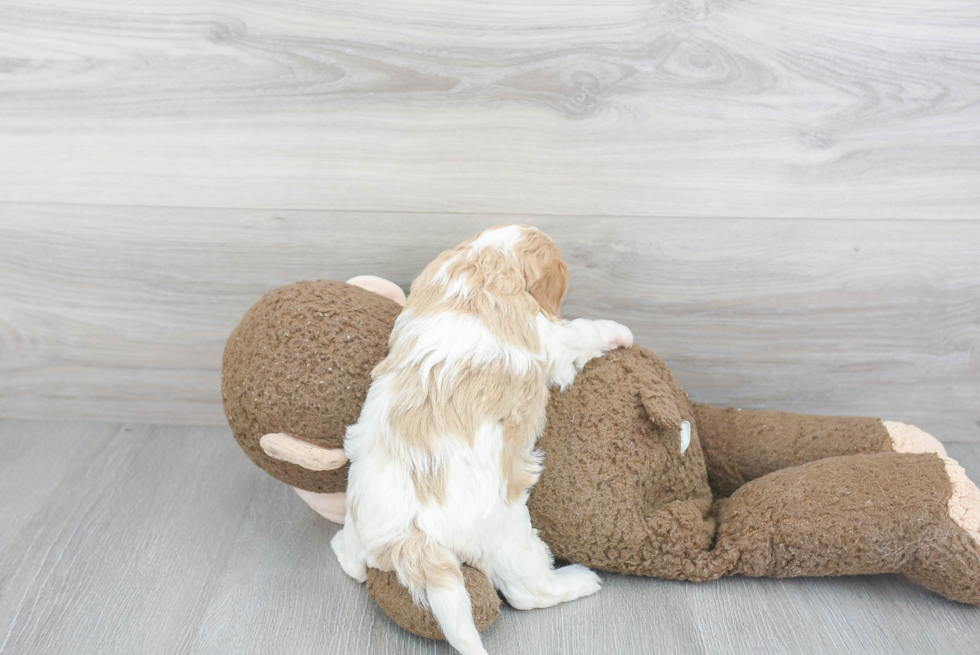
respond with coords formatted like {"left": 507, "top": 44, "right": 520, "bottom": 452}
{"left": 692, "top": 404, "right": 934, "bottom": 497}
{"left": 708, "top": 451, "right": 980, "bottom": 605}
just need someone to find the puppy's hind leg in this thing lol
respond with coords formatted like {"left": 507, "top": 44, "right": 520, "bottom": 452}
{"left": 391, "top": 533, "right": 488, "bottom": 655}
{"left": 331, "top": 526, "right": 368, "bottom": 582}
{"left": 486, "top": 504, "right": 601, "bottom": 610}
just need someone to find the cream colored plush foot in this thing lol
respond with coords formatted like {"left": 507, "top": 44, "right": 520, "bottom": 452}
{"left": 882, "top": 420, "right": 949, "bottom": 457}
{"left": 883, "top": 420, "right": 980, "bottom": 545}
{"left": 346, "top": 275, "right": 407, "bottom": 307}
{"left": 943, "top": 457, "right": 980, "bottom": 545}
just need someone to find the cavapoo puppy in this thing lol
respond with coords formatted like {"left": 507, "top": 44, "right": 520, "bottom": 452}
{"left": 332, "top": 225, "right": 632, "bottom": 655}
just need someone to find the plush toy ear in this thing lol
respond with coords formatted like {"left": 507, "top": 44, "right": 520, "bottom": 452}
{"left": 346, "top": 275, "right": 407, "bottom": 307}
{"left": 260, "top": 432, "right": 348, "bottom": 470}
{"left": 639, "top": 385, "right": 690, "bottom": 454}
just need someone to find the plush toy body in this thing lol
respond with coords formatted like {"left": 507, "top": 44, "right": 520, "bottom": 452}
{"left": 222, "top": 279, "right": 980, "bottom": 640}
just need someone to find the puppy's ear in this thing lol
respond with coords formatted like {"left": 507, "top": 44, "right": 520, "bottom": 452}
{"left": 527, "top": 251, "right": 569, "bottom": 319}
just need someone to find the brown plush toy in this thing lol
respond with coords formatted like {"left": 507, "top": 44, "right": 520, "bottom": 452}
{"left": 222, "top": 277, "right": 980, "bottom": 641}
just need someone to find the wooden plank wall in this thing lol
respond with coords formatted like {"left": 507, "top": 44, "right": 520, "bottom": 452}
{"left": 1, "top": 1, "right": 978, "bottom": 439}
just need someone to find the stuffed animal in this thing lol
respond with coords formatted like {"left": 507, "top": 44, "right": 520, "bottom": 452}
{"left": 222, "top": 278, "right": 980, "bottom": 640}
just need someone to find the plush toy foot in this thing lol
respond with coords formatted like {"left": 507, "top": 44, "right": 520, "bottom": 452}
{"left": 883, "top": 420, "right": 949, "bottom": 457}
{"left": 711, "top": 450, "right": 980, "bottom": 605}
{"left": 879, "top": 421, "right": 980, "bottom": 602}
{"left": 366, "top": 567, "right": 501, "bottom": 641}
{"left": 901, "top": 452, "right": 980, "bottom": 605}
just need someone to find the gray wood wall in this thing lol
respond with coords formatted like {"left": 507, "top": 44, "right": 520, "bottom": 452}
{"left": 1, "top": 0, "right": 978, "bottom": 441}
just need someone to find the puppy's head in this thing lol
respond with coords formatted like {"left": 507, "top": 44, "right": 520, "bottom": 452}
{"left": 514, "top": 227, "right": 569, "bottom": 319}
{"left": 410, "top": 224, "right": 569, "bottom": 320}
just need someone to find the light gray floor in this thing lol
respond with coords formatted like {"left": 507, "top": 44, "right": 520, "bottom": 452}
{"left": 2, "top": 418, "right": 979, "bottom": 655}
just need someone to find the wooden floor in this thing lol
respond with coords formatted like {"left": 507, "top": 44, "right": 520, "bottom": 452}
{"left": 1, "top": 417, "right": 979, "bottom": 655}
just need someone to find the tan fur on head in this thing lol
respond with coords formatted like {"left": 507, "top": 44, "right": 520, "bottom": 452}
{"left": 401, "top": 224, "right": 568, "bottom": 338}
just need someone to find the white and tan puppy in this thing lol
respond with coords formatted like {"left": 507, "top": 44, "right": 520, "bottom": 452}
{"left": 331, "top": 225, "right": 632, "bottom": 655}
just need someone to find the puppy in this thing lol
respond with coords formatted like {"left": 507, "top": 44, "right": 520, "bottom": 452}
{"left": 332, "top": 225, "right": 632, "bottom": 655}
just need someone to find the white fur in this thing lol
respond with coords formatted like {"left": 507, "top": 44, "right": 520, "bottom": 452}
{"left": 333, "top": 229, "right": 632, "bottom": 655}
{"left": 468, "top": 224, "right": 526, "bottom": 252}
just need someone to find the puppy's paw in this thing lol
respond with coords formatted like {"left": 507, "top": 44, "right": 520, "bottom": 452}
{"left": 552, "top": 564, "right": 602, "bottom": 602}
{"left": 503, "top": 565, "right": 601, "bottom": 610}
{"left": 593, "top": 320, "right": 633, "bottom": 351}
{"left": 331, "top": 529, "right": 367, "bottom": 583}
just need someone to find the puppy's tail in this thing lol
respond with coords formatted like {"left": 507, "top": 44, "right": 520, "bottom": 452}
{"left": 388, "top": 528, "right": 488, "bottom": 655}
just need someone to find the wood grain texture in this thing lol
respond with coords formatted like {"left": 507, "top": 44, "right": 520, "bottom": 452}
{"left": 0, "top": 0, "right": 978, "bottom": 217}
{"left": 2, "top": 205, "right": 978, "bottom": 441}
{"left": 0, "top": 419, "right": 120, "bottom": 553}
{"left": 0, "top": 422, "right": 260, "bottom": 655}
{"left": 1, "top": 420, "right": 980, "bottom": 654}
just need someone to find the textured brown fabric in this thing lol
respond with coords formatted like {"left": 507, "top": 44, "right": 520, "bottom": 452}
{"left": 366, "top": 566, "right": 501, "bottom": 640}
{"left": 709, "top": 452, "right": 980, "bottom": 604}
{"left": 529, "top": 347, "right": 717, "bottom": 580}
{"left": 221, "top": 280, "right": 401, "bottom": 493}
{"left": 693, "top": 404, "right": 893, "bottom": 498}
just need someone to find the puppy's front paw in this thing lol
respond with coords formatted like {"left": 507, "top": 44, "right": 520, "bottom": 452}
{"left": 593, "top": 320, "right": 633, "bottom": 351}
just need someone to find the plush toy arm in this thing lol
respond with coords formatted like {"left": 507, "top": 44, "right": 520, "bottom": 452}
{"left": 691, "top": 404, "right": 946, "bottom": 497}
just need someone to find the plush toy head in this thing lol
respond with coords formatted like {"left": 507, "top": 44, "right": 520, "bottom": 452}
{"left": 221, "top": 280, "right": 401, "bottom": 494}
